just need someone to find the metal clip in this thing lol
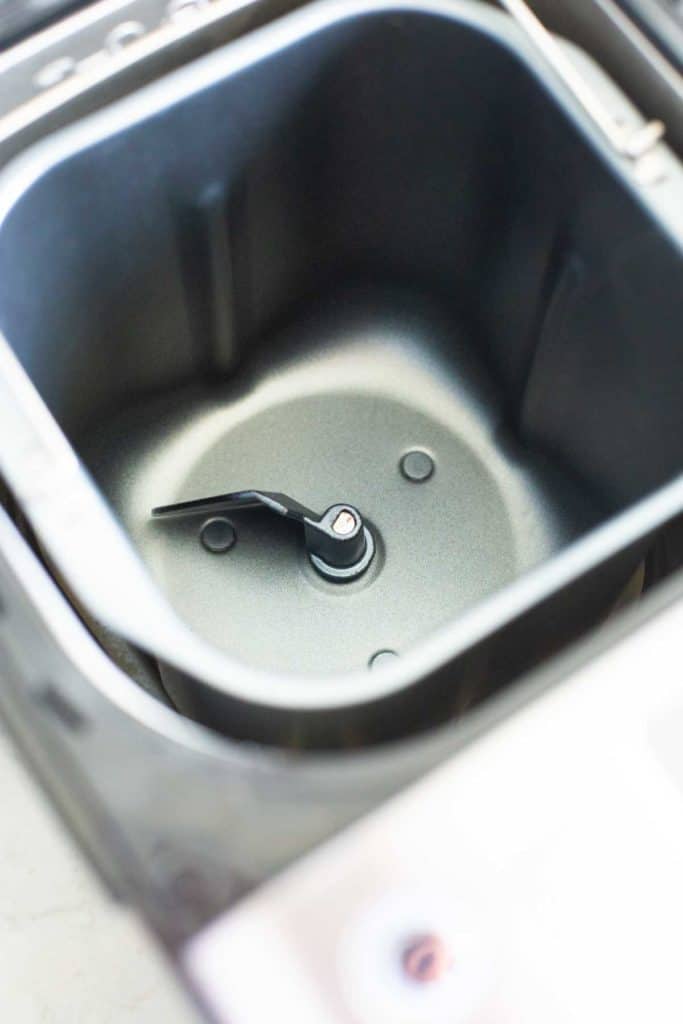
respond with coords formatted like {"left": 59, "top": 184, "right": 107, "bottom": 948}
{"left": 496, "top": 0, "right": 665, "bottom": 161}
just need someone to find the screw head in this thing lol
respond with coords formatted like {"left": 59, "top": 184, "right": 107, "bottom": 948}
{"left": 402, "top": 933, "right": 453, "bottom": 983}
{"left": 400, "top": 450, "right": 434, "bottom": 482}
{"left": 200, "top": 517, "right": 236, "bottom": 554}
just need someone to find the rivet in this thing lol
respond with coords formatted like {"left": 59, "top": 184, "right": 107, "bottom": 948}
{"left": 166, "top": 0, "right": 208, "bottom": 20}
{"left": 369, "top": 650, "right": 399, "bottom": 670}
{"left": 200, "top": 517, "right": 236, "bottom": 554}
{"left": 106, "top": 21, "right": 145, "bottom": 53}
{"left": 33, "top": 57, "right": 76, "bottom": 89}
{"left": 400, "top": 450, "right": 434, "bottom": 482}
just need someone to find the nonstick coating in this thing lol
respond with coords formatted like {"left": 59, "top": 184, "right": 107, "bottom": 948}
{"left": 0, "top": 0, "right": 681, "bottom": 743}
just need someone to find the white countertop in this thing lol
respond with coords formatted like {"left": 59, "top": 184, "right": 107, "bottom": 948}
{"left": 186, "top": 591, "right": 683, "bottom": 1024}
{"left": 0, "top": 727, "right": 193, "bottom": 1023}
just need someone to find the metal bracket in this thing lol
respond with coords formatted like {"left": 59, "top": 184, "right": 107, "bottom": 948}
{"left": 497, "top": 0, "right": 666, "bottom": 160}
